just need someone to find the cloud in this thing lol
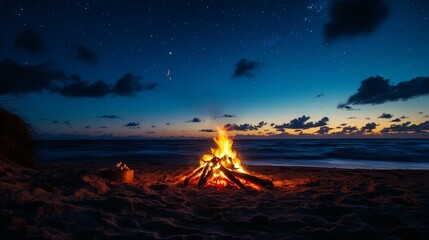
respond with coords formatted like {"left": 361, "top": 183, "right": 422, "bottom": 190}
{"left": 274, "top": 116, "right": 329, "bottom": 132}
{"left": 114, "top": 73, "right": 157, "bottom": 96}
{"left": 151, "top": 125, "right": 156, "bottom": 128}
{"left": 165, "top": 122, "right": 171, "bottom": 125}
{"left": 52, "top": 120, "right": 59, "bottom": 124}
{"left": 124, "top": 122, "right": 140, "bottom": 128}
{"left": 199, "top": 129, "right": 216, "bottom": 132}
{"left": 59, "top": 77, "right": 111, "bottom": 97}
{"left": 390, "top": 118, "right": 401, "bottom": 123}
{"left": 337, "top": 104, "right": 360, "bottom": 111}
{"left": 74, "top": 45, "right": 97, "bottom": 63}
{"left": 217, "top": 114, "right": 236, "bottom": 118}
{"left": 378, "top": 113, "right": 393, "bottom": 119}
{"left": 100, "top": 126, "right": 108, "bottom": 129}
{"left": 324, "top": 0, "right": 390, "bottom": 42}
{"left": 64, "top": 121, "right": 71, "bottom": 126}
{"left": 338, "top": 76, "right": 429, "bottom": 107}
{"left": 400, "top": 115, "right": 408, "bottom": 119}
{"left": 381, "top": 121, "right": 429, "bottom": 134}
{"left": 99, "top": 114, "right": 121, "bottom": 119}
{"left": 186, "top": 117, "right": 202, "bottom": 123}
{"left": 341, "top": 125, "right": 359, "bottom": 134}
{"left": 84, "top": 125, "right": 91, "bottom": 129}
{"left": 224, "top": 121, "right": 267, "bottom": 132}
{"left": 0, "top": 59, "right": 65, "bottom": 95}
{"left": 0, "top": 59, "right": 158, "bottom": 98}
{"left": 14, "top": 30, "right": 44, "bottom": 54}
{"left": 146, "top": 131, "right": 156, "bottom": 134}
{"left": 232, "top": 58, "right": 260, "bottom": 78}
{"left": 347, "top": 116, "right": 357, "bottom": 119}
{"left": 316, "top": 126, "right": 332, "bottom": 135}
{"left": 316, "top": 93, "right": 324, "bottom": 98}
{"left": 361, "top": 122, "right": 377, "bottom": 132}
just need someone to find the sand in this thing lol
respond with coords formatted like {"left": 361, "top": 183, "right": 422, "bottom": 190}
{"left": 1, "top": 162, "right": 428, "bottom": 239}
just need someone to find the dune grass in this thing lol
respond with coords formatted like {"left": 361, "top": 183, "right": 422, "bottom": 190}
{"left": 0, "top": 106, "right": 36, "bottom": 168}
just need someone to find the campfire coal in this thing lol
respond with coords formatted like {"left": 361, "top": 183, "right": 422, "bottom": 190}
{"left": 182, "top": 129, "right": 273, "bottom": 189}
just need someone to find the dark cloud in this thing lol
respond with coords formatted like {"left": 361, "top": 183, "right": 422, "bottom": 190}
{"left": 151, "top": 125, "right": 156, "bottom": 128}
{"left": 232, "top": 58, "right": 260, "bottom": 78}
{"left": 14, "top": 29, "right": 44, "bottom": 54}
{"left": 124, "top": 122, "right": 140, "bottom": 128}
{"left": 84, "top": 125, "right": 91, "bottom": 129}
{"left": 217, "top": 114, "right": 236, "bottom": 118}
{"left": 52, "top": 120, "right": 59, "bottom": 124}
{"left": 419, "top": 112, "right": 424, "bottom": 114}
{"left": 0, "top": 59, "right": 65, "bottom": 95}
{"left": 0, "top": 59, "right": 158, "bottom": 98}
{"left": 146, "top": 131, "right": 156, "bottom": 134}
{"left": 99, "top": 114, "right": 121, "bottom": 119}
{"left": 347, "top": 117, "right": 357, "bottom": 119}
{"left": 224, "top": 121, "right": 266, "bottom": 132}
{"left": 100, "top": 126, "right": 108, "bottom": 129}
{"left": 74, "top": 45, "right": 97, "bottom": 63}
{"left": 114, "top": 73, "right": 157, "bottom": 96}
{"left": 381, "top": 121, "right": 429, "bottom": 134}
{"left": 324, "top": 0, "right": 389, "bottom": 42}
{"left": 341, "top": 126, "right": 359, "bottom": 134}
{"left": 186, "top": 117, "right": 202, "bottom": 123}
{"left": 316, "top": 126, "right": 332, "bottom": 135}
{"left": 390, "top": 118, "right": 401, "bottom": 123}
{"left": 165, "top": 122, "right": 171, "bottom": 125}
{"left": 338, "top": 76, "right": 429, "bottom": 107}
{"left": 64, "top": 121, "right": 71, "bottom": 126}
{"left": 316, "top": 93, "right": 324, "bottom": 98}
{"left": 60, "top": 77, "right": 111, "bottom": 97}
{"left": 274, "top": 116, "right": 329, "bottom": 132}
{"left": 199, "top": 129, "right": 216, "bottom": 132}
{"left": 378, "top": 113, "right": 393, "bottom": 119}
{"left": 340, "top": 123, "right": 348, "bottom": 126}
{"left": 224, "top": 123, "right": 257, "bottom": 131}
{"left": 361, "top": 122, "right": 377, "bottom": 132}
{"left": 337, "top": 104, "right": 360, "bottom": 111}
{"left": 400, "top": 115, "right": 408, "bottom": 119}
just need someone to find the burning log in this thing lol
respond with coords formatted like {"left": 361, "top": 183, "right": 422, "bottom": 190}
{"left": 184, "top": 165, "right": 204, "bottom": 186}
{"left": 219, "top": 165, "right": 246, "bottom": 189}
{"left": 231, "top": 171, "right": 274, "bottom": 188}
{"left": 181, "top": 129, "right": 273, "bottom": 190}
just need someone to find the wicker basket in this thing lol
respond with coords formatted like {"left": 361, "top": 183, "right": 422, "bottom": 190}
{"left": 100, "top": 169, "right": 134, "bottom": 183}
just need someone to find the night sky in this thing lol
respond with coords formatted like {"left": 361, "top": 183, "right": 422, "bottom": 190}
{"left": 1, "top": 0, "right": 428, "bottom": 138}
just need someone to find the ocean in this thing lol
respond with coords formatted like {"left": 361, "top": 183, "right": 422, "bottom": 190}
{"left": 35, "top": 138, "right": 429, "bottom": 170}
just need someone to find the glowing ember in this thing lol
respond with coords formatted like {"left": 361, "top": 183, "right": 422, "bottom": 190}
{"left": 182, "top": 129, "right": 273, "bottom": 189}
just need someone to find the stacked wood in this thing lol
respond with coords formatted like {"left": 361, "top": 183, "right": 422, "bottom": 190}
{"left": 183, "top": 156, "right": 273, "bottom": 189}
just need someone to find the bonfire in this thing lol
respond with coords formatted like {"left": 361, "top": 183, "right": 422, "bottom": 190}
{"left": 182, "top": 129, "right": 273, "bottom": 189}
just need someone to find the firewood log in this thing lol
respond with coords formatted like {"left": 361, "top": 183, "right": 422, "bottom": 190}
{"left": 232, "top": 171, "right": 274, "bottom": 188}
{"left": 184, "top": 165, "right": 204, "bottom": 186}
{"left": 197, "top": 163, "right": 210, "bottom": 187}
{"left": 219, "top": 165, "right": 246, "bottom": 189}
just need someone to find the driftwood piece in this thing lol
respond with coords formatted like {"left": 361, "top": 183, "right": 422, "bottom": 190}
{"left": 197, "top": 164, "right": 210, "bottom": 187}
{"left": 219, "top": 165, "right": 246, "bottom": 189}
{"left": 199, "top": 169, "right": 213, "bottom": 187}
{"left": 232, "top": 171, "right": 274, "bottom": 188}
{"left": 184, "top": 165, "right": 204, "bottom": 186}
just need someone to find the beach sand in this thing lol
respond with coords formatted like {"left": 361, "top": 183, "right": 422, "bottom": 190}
{"left": 1, "top": 162, "right": 428, "bottom": 239}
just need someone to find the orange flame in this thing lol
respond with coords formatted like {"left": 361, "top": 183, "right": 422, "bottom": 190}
{"left": 198, "top": 128, "right": 250, "bottom": 188}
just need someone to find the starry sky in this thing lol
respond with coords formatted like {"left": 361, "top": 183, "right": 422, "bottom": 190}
{"left": 1, "top": 0, "right": 429, "bottom": 138}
